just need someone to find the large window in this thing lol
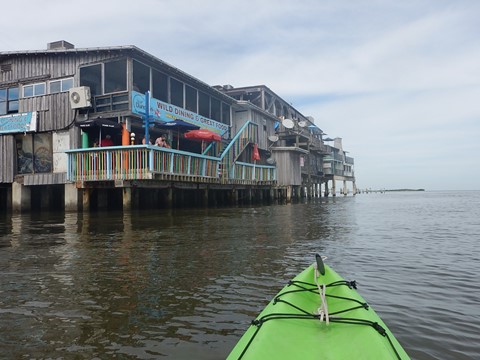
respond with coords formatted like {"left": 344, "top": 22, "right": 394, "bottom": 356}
{"left": 152, "top": 69, "right": 168, "bottom": 102}
{"left": 105, "top": 59, "right": 127, "bottom": 93}
{"left": 185, "top": 85, "right": 197, "bottom": 112}
{"left": 0, "top": 87, "right": 19, "bottom": 115}
{"left": 15, "top": 133, "right": 52, "bottom": 174}
{"left": 133, "top": 60, "right": 150, "bottom": 94}
{"left": 198, "top": 91, "right": 209, "bottom": 117}
{"left": 211, "top": 97, "right": 221, "bottom": 121}
{"left": 170, "top": 78, "right": 184, "bottom": 107}
{"left": 222, "top": 102, "right": 230, "bottom": 124}
{"left": 80, "top": 64, "right": 102, "bottom": 96}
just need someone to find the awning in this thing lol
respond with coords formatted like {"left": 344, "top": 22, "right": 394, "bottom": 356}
{"left": 76, "top": 118, "right": 122, "bottom": 129}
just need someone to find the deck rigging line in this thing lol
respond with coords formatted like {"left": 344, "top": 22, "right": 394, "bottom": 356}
{"left": 236, "top": 279, "right": 402, "bottom": 360}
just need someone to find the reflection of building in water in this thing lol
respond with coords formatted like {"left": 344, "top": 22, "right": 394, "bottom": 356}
{"left": 0, "top": 41, "right": 355, "bottom": 213}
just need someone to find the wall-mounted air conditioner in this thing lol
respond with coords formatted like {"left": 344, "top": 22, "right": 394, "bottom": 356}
{"left": 69, "top": 86, "right": 91, "bottom": 109}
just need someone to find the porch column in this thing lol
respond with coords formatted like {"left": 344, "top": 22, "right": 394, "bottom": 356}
{"left": 343, "top": 180, "right": 348, "bottom": 196}
{"left": 332, "top": 179, "right": 336, "bottom": 197}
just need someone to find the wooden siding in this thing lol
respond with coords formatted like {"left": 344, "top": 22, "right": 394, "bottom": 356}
{"left": 0, "top": 136, "right": 15, "bottom": 183}
{"left": 0, "top": 50, "right": 130, "bottom": 186}
{"left": 273, "top": 150, "right": 302, "bottom": 186}
{"left": 1, "top": 52, "right": 124, "bottom": 84}
{"left": 20, "top": 93, "right": 75, "bottom": 131}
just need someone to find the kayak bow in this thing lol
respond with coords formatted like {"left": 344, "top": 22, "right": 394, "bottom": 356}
{"left": 228, "top": 254, "right": 410, "bottom": 359}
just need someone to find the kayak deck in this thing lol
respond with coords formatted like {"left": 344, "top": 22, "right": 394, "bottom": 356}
{"left": 228, "top": 257, "right": 410, "bottom": 359}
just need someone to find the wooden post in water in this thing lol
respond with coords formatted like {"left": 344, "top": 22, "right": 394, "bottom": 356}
{"left": 286, "top": 186, "right": 292, "bottom": 202}
{"left": 64, "top": 183, "right": 79, "bottom": 212}
{"left": 123, "top": 188, "right": 132, "bottom": 210}
{"left": 231, "top": 188, "right": 238, "bottom": 205}
{"left": 166, "top": 188, "right": 173, "bottom": 208}
{"left": 203, "top": 188, "right": 209, "bottom": 206}
{"left": 12, "top": 182, "right": 31, "bottom": 212}
{"left": 324, "top": 180, "right": 329, "bottom": 197}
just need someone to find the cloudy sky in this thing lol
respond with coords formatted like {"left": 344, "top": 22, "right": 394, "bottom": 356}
{"left": 2, "top": 0, "right": 479, "bottom": 190}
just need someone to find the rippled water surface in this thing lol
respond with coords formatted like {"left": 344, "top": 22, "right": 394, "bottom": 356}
{"left": 1, "top": 191, "right": 479, "bottom": 359}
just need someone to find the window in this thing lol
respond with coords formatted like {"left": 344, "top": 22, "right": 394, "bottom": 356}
{"left": 152, "top": 69, "right": 168, "bottom": 102}
{"left": 23, "top": 85, "right": 34, "bottom": 98}
{"left": 170, "top": 78, "right": 184, "bottom": 107}
{"left": 185, "top": 85, "right": 197, "bottom": 112}
{"left": 23, "top": 82, "right": 45, "bottom": 97}
{"left": 211, "top": 97, "right": 221, "bottom": 121}
{"left": 61, "top": 78, "right": 74, "bottom": 92}
{"left": 222, "top": 102, "right": 230, "bottom": 124}
{"left": 49, "top": 81, "right": 61, "bottom": 94}
{"left": 34, "top": 83, "right": 46, "bottom": 96}
{"left": 15, "top": 133, "right": 52, "bottom": 174}
{"left": 104, "top": 59, "right": 127, "bottom": 93}
{"left": 133, "top": 60, "right": 150, "bottom": 93}
{"left": 49, "top": 78, "right": 73, "bottom": 94}
{"left": 198, "top": 91, "right": 209, "bottom": 117}
{"left": 23, "top": 78, "right": 73, "bottom": 97}
{"left": 80, "top": 64, "right": 102, "bottom": 96}
{"left": 0, "top": 86, "right": 19, "bottom": 115}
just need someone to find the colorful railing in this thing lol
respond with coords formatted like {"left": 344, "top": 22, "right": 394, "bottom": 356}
{"left": 233, "top": 161, "right": 276, "bottom": 182}
{"left": 66, "top": 145, "right": 219, "bottom": 182}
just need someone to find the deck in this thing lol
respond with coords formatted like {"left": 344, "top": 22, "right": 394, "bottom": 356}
{"left": 66, "top": 145, "right": 276, "bottom": 189}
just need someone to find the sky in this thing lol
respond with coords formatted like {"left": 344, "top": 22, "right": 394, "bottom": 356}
{"left": 2, "top": 0, "right": 479, "bottom": 190}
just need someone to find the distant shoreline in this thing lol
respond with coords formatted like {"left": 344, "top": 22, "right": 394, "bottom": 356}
{"left": 362, "top": 188, "right": 425, "bottom": 193}
{"left": 385, "top": 189, "right": 425, "bottom": 192}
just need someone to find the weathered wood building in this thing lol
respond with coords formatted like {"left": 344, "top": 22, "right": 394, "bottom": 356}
{"left": 0, "top": 41, "right": 355, "bottom": 212}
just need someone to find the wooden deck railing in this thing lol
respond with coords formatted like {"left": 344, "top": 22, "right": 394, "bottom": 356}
{"left": 233, "top": 161, "right": 276, "bottom": 182}
{"left": 66, "top": 145, "right": 276, "bottom": 183}
{"left": 66, "top": 145, "right": 219, "bottom": 182}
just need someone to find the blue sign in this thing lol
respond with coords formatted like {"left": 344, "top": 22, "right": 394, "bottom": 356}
{"left": 0, "top": 112, "right": 37, "bottom": 134}
{"left": 131, "top": 91, "right": 228, "bottom": 135}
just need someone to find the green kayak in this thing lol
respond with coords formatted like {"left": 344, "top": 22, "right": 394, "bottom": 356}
{"left": 228, "top": 254, "right": 410, "bottom": 359}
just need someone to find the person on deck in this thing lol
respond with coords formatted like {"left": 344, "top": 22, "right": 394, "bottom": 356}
{"left": 155, "top": 135, "right": 171, "bottom": 148}
{"left": 100, "top": 134, "right": 114, "bottom": 147}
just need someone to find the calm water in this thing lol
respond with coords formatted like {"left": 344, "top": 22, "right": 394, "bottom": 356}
{"left": 0, "top": 191, "right": 479, "bottom": 359}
